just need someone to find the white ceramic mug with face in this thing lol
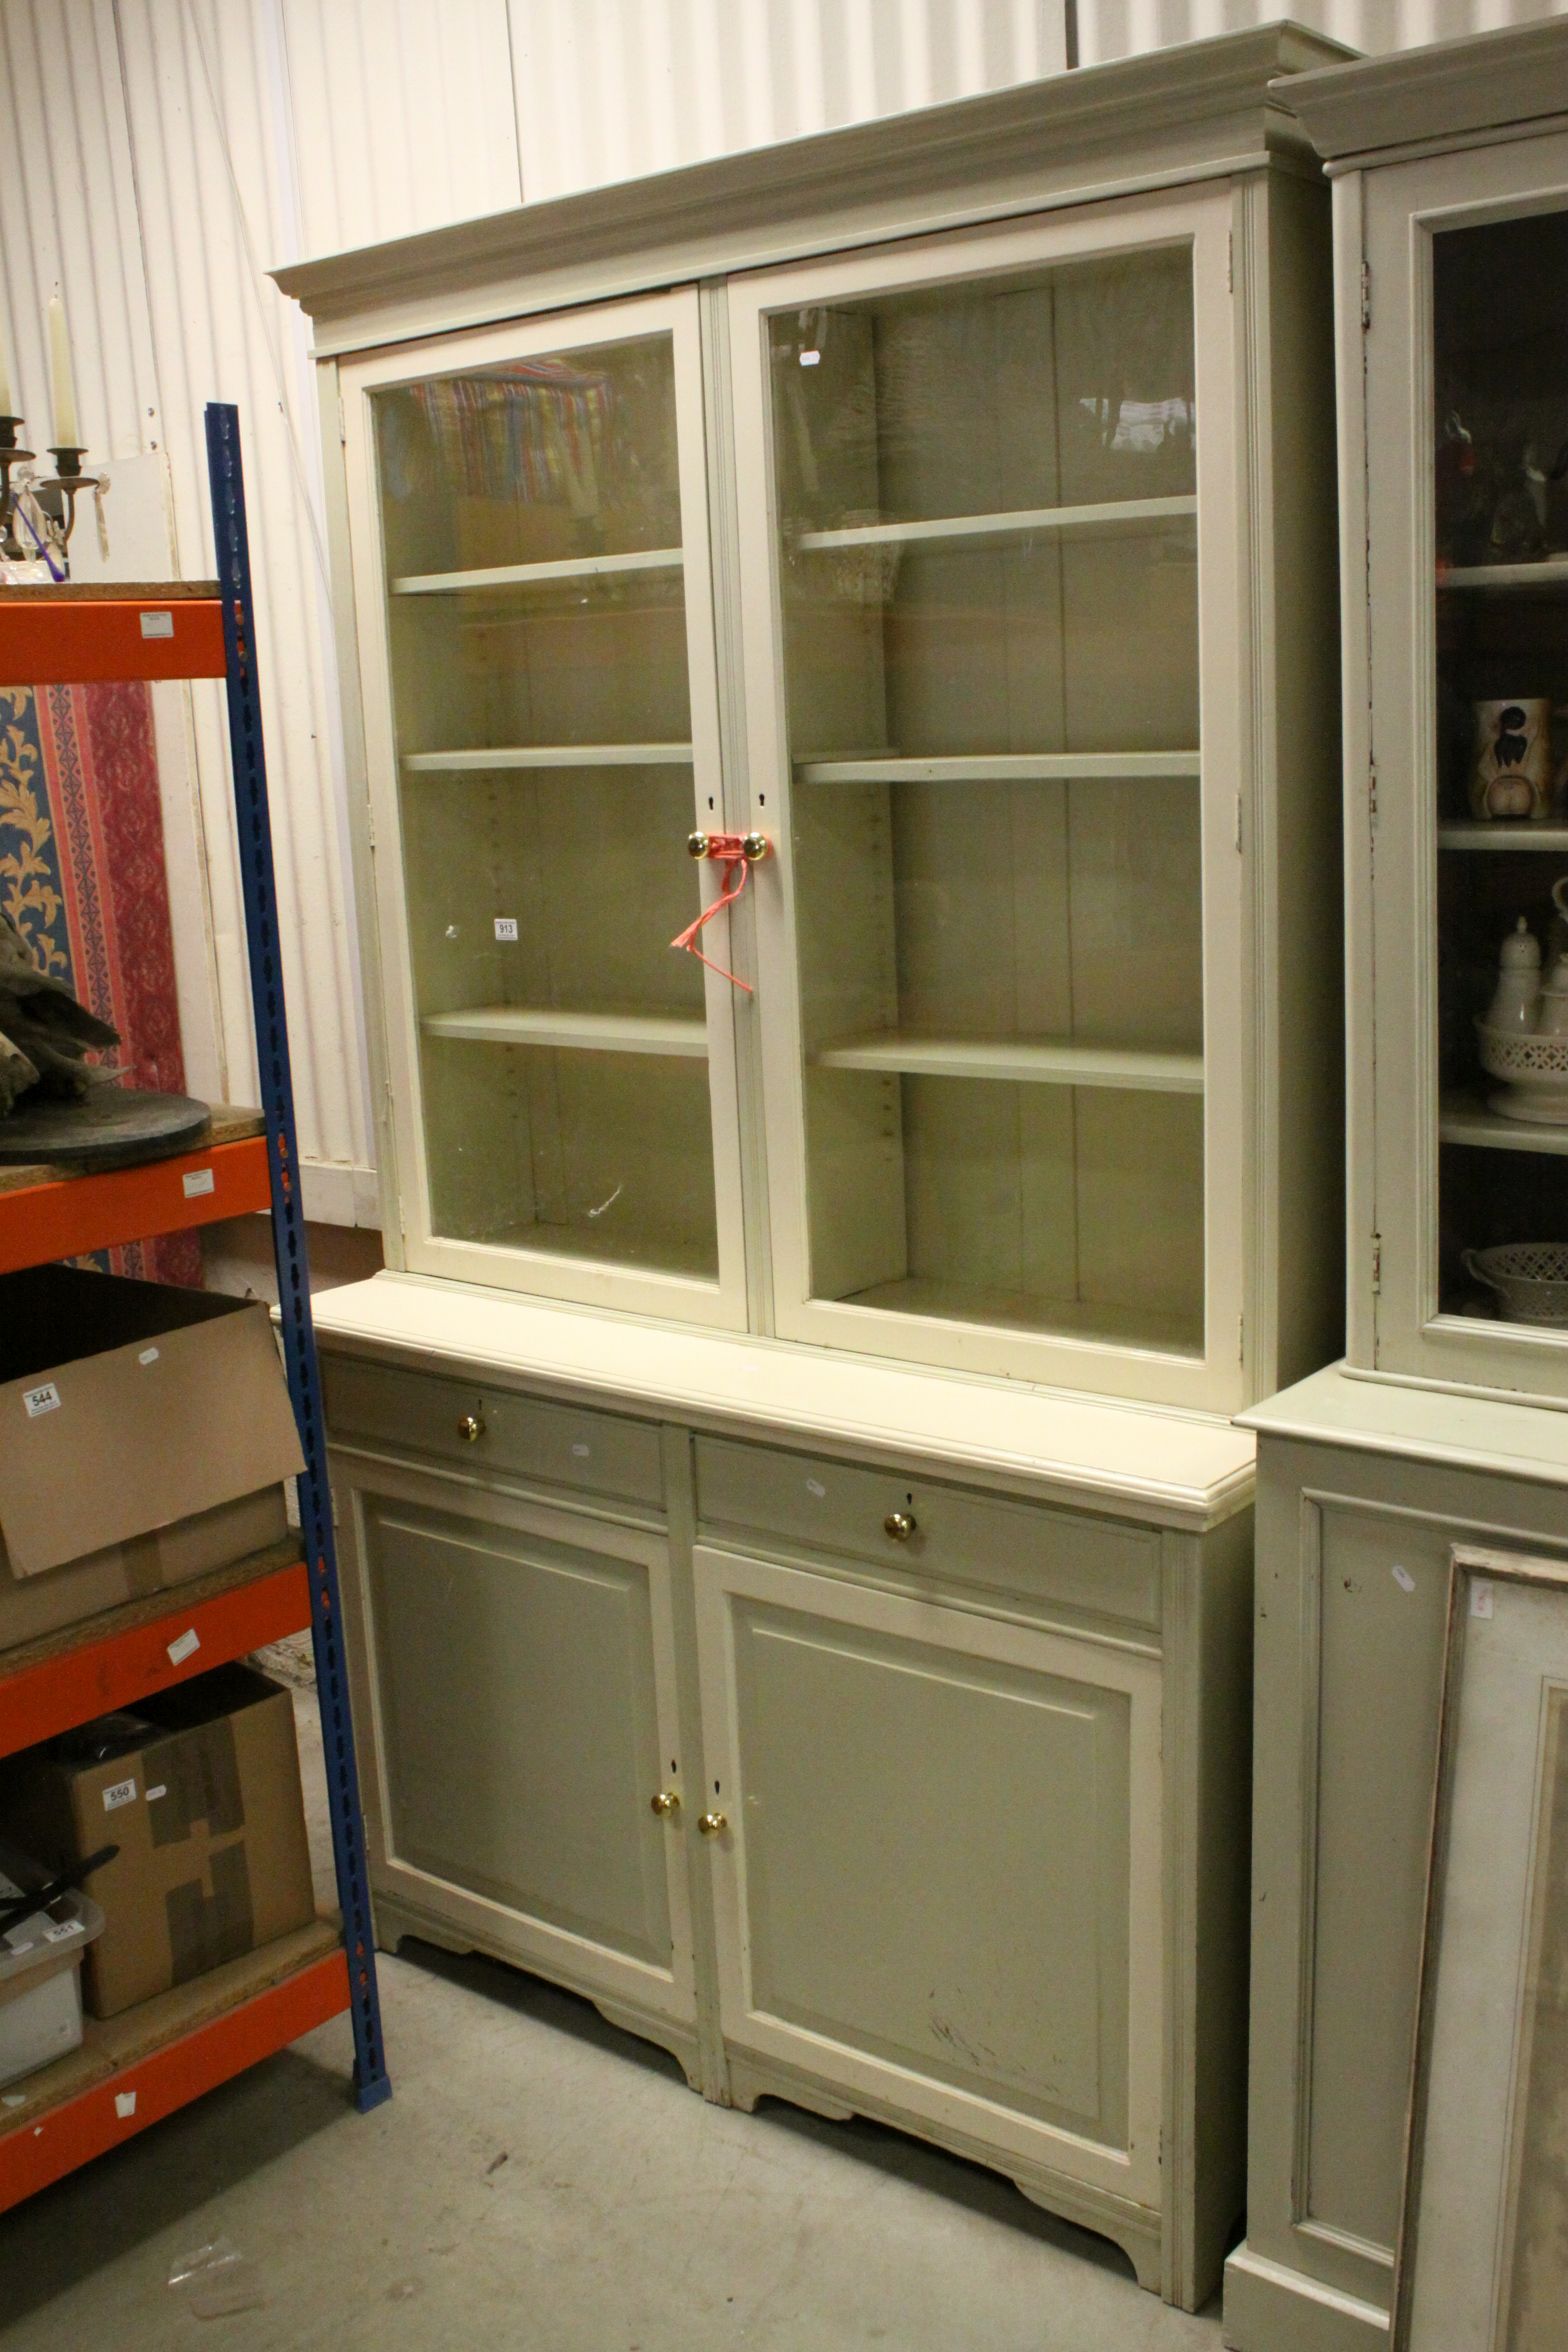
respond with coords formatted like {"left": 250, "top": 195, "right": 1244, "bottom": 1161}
{"left": 1470, "top": 697, "right": 1553, "bottom": 819}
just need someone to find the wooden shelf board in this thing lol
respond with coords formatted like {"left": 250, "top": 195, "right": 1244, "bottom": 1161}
{"left": 422, "top": 1006, "right": 708, "bottom": 1057}
{"left": 0, "top": 1105, "right": 268, "bottom": 1273}
{"left": 393, "top": 547, "right": 683, "bottom": 593}
{"left": 797, "top": 751, "right": 1201, "bottom": 784}
{"left": 473, "top": 1215, "right": 718, "bottom": 1284}
{"left": 0, "top": 1545, "right": 308, "bottom": 1760}
{"left": 0, "top": 1922, "right": 347, "bottom": 2213}
{"left": 1438, "top": 824, "right": 1568, "bottom": 851}
{"left": 404, "top": 743, "right": 693, "bottom": 772}
{"left": 795, "top": 494, "right": 1196, "bottom": 553}
{"left": 843, "top": 1273, "right": 1203, "bottom": 1359}
{"left": 1441, "top": 1096, "right": 1568, "bottom": 1157}
{"left": 0, "top": 586, "right": 226, "bottom": 683}
{"left": 1440, "top": 558, "right": 1568, "bottom": 591}
{"left": 813, "top": 1032, "right": 1204, "bottom": 1092}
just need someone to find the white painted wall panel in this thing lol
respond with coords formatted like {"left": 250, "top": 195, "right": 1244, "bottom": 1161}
{"left": 1073, "top": 0, "right": 1568, "bottom": 67}
{"left": 281, "top": 0, "right": 522, "bottom": 260}
{"left": 510, "top": 0, "right": 1066, "bottom": 201}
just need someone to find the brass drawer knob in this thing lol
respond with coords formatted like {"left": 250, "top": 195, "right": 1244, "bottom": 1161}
{"left": 650, "top": 1790, "right": 681, "bottom": 1818}
{"left": 456, "top": 1413, "right": 485, "bottom": 1443}
{"left": 741, "top": 832, "right": 770, "bottom": 862}
{"left": 698, "top": 1810, "right": 727, "bottom": 1838}
{"left": 883, "top": 1510, "right": 917, "bottom": 1542}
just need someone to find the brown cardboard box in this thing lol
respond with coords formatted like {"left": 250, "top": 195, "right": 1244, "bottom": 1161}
{"left": 0, "top": 1665, "right": 315, "bottom": 2018}
{"left": 0, "top": 1266, "right": 304, "bottom": 1649}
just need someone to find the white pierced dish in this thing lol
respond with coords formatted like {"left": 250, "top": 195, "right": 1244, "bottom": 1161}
{"left": 1464, "top": 1243, "right": 1568, "bottom": 1326}
{"left": 1476, "top": 1021, "right": 1568, "bottom": 1123}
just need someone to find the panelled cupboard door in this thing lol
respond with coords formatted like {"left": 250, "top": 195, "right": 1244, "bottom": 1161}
{"left": 340, "top": 290, "right": 748, "bottom": 1328}
{"left": 1362, "top": 132, "right": 1568, "bottom": 1403}
{"left": 693, "top": 1546, "right": 1163, "bottom": 2207}
{"left": 727, "top": 188, "right": 1247, "bottom": 1411}
{"left": 345, "top": 1469, "right": 696, "bottom": 2028}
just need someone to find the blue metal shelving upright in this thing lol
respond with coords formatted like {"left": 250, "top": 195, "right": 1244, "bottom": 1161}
{"left": 206, "top": 400, "right": 390, "bottom": 2114}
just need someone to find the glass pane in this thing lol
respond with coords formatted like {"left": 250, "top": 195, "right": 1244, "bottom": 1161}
{"left": 769, "top": 245, "right": 1204, "bottom": 1357}
{"left": 1431, "top": 214, "right": 1568, "bottom": 1339}
{"left": 372, "top": 332, "right": 721, "bottom": 1283}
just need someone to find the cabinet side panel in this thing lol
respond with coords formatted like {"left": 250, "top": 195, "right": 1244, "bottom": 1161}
{"left": 1307, "top": 1498, "right": 1449, "bottom": 2253}
{"left": 1265, "top": 169, "right": 1345, "bottom": 1393}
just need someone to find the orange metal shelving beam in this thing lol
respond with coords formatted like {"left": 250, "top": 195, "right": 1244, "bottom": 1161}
{"left": 0, "top": 1949, "right": 350, "bottom": 2214}
{"left": 0, "top": 1559, "right": 311, "bottom": 1760}
{"left": 0, "top": 1133, "right": 271, "bottom": 1275}
{"left": 0, "top": 592, "right": 226, "bottom": 684}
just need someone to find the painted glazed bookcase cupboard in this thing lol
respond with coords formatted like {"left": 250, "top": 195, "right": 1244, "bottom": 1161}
{"left": 276, "top": 25, "right": 1348, "bottom": 2313}
{"left": 1225, "top": 24, "right": 1568, "bottom": 2352}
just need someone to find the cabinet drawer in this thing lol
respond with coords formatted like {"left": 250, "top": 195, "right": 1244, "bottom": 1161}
{"left": 323, "top": 1357, "right": 664, "bottom": 1509}
{"left": 694, "top": 1437, "right": 1160, "bottom": 1630}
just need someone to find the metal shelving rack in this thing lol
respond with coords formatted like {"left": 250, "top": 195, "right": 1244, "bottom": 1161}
{"left": 0, "top": 402, "right": 389, "bottom": 2211}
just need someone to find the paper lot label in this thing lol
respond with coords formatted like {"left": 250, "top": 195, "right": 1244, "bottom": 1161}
{"left": 22, "top": 1383, "right": 61, "bottom": 1419}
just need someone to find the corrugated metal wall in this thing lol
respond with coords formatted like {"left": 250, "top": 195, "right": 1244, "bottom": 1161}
{"left": 510, "top": 0, "right": 1064, "bottom": 201}
{"left": 1074, "top": 0, "right": 1568, "bottom": 65}
{"left": 1, "top": 0, "right": 1563, "bottom": 1216}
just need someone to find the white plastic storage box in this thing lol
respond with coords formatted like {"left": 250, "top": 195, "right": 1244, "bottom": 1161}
{"left": 0, "top": 1855, "right": 106, "bottom": 2089}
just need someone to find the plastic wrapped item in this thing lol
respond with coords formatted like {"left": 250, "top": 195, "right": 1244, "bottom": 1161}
{"left": 167, "top": 2238, "right": 267, "bottom": 2320}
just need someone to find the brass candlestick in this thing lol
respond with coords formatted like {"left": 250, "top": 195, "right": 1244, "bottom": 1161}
{"left": 38, "top": 445, "right": 100, "bottom": 556}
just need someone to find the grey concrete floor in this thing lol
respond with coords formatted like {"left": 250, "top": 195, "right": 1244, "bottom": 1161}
{"left": 0, "top": 1695, "right": 1227, "bottom": 2352}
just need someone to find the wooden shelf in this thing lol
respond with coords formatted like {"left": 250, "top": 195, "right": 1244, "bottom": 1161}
{"left": 842, "top": 1272, "right": 1203, "bottom": 1358}
{"left": 1440, "top": 557, "right": 1568, "bottom": 592}
{"left": 794, "top": 495, "right": 1196, "bottom": 553}
{"left": 392, "top": 547, "right": 683, "bottom": 594}
{"left": 1440, "top": 1095, "right": 1568, "bottom": 1156}
{"left": 0, "top": 1922, "right": 348, "bottom": 2213}
{"left": 0, "top": 1104, "right": 267, "bottom": 1274}
{"left": 0, "top": 581, "right": 226, "bottom": 683}
{"left": 0, "top": 1543, "right": 308, "bottom": 1760}
{"left": 1438, "top": 823, "right": 1568, "bottom": 851}
{"left": 812, "top": 1033, "right": 1204, "bottom": 1093}
{"left": 404, "top": 743, "right": 693, "bottom": 772}
{"left": 423, "top": 1006, "right": 708, "bottom": 1056}
{"left": 797, "top": 750, "right": 1201, "bottom": 784}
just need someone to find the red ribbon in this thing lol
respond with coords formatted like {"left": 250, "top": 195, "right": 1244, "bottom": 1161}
{"left": 671, "top": 834, "right": 755, "bottom": 993}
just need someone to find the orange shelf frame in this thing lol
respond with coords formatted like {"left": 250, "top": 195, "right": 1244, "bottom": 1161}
{"left": 0, "top": 1132, "right": 271, "bottom": 1274}
{"left": 0, "top": 1948, "right": 350, "bottom": 2214}
{"left": 0, "top": 589, "right": 226, "bottom": 683}
{"left": 0, "top": 1557, "right": 311, "bottom": 1760}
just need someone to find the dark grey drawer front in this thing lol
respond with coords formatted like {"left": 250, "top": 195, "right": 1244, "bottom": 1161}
{"left": 324, "top": 1356, "right": 664, "bottom": 1509}
{"left": 694, "top": 1437, "right": 1160, "bottom": 1628}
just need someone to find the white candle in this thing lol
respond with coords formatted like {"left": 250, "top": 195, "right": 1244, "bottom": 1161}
{"left": 47, "top": 291, "right": 78, "bottom": 448}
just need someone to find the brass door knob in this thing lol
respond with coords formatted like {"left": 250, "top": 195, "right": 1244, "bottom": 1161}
{"left": 650, "top": 1791, "right": 681, "bottom": 1818}
{"left": 698, "top": 1810, "right": 727, "bottom": 1838}
{"left": 741, "top": 832, "right": 770, "bottom": 862}
{"left": 687, "top": 831, "right": 711, "bottom": 858}
{"left": 883, "top": 1510, "right": 917, "bottom": 1542}
{"left": 456, "top": 1413, "right": 485, "bottom": 1443}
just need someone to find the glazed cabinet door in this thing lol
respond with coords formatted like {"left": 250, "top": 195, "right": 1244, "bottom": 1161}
{"left": 692, "top": 1545, "right": 1163, "bottom": 2209}
{"left": 341, "top": 290, "right": 747, "bottom": 1328}
{"left": 1360, "top": 134, "right": 1568, "bottom": 1399}
{"left": 336, "top": 1462, "right": 696, "bottom": 2033}
{"left": 727, "top": 186, "right": 1247, "bottom": 1409}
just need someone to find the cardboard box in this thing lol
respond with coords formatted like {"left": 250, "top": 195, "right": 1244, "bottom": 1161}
{"left": 0, "top": 1666, "right": 315, "bottom": 2019}
{"left": 0, "top": 1266, "right": 303, "bottom": 1650}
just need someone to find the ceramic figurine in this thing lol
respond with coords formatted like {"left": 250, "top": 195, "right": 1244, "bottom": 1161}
{"left": 1487, "top": 916, "right": 1543, "bottom": 1030}
{"left": 1470, "top": 697, "right": 1553, "bottom": 819}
